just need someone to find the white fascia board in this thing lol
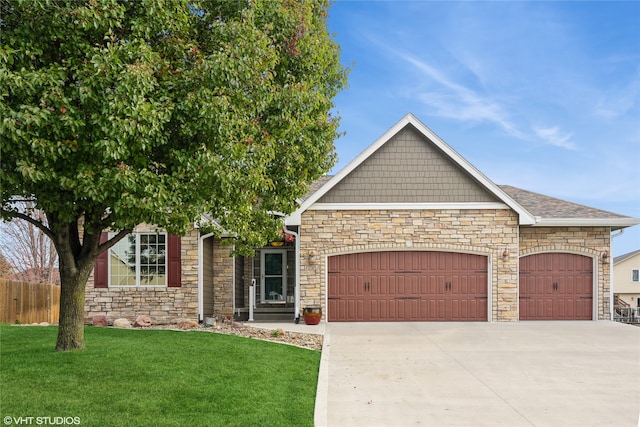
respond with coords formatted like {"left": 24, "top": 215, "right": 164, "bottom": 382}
{"left": 294, "top": 115, "right": 417, "bottom": 214}
{"left": 533, "top": 218, "right": 640, "bottom": 228}
{"left": 308, "top": 202, "right": 511, "bottom": 211}
{"left": 284, "top": 212, "right": 301, "bottom": 226}
{"left": 194, "top": 215, "right": 236, "bottom": 238}
{"left": 292, "top": 113, "right": 537, "bottom": 226}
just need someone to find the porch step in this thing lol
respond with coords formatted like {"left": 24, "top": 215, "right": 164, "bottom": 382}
{"left": 235, "top": 307, "right": 295, "bottom": 322}
{"left": 253, "top": 312, "right": 295, "bottom": 322}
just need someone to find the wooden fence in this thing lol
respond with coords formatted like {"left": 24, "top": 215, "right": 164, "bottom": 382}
{"left": 0, "top": 279, "right": 60, "bottom": 324}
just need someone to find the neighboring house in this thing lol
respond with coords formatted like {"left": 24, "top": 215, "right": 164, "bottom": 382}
{"left": 9, "top": 268, "right": 60, "bottom": 285}
{"left": 613, "top": 249, "right": 640, "bottom": 309}
{"left": 84, "top": 114, "right": 640, "bottom": 324}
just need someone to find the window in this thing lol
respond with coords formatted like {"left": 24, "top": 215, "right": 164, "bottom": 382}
{"left": 109, "top": 233, "right": 167, "bottom": 287}
{"left": 633, "top": 269, "right": 639, "bottom": 282}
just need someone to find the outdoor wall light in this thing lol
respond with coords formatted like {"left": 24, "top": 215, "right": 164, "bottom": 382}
{"left": 602, "top": 251, "right": 610, "bottom": 264}
{"left": 502, "top": 248, "right": 509, "bottom": 261}
{"left": 308, "top": 250, "right": 317, "bottom": 260}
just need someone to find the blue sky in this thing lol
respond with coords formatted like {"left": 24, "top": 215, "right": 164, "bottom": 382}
{"left": 327, "top": 1, "right": 640, "bottom": 256}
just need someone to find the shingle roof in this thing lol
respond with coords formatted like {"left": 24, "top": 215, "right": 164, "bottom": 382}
{"left": 291, "top": 115, "right": 638, "bottom": 229}
{"left": 300, "top": 175, "right": 333, "bottom": 202}
{"left": 613, "top": 249, "right": 640, "bottom": 264}
{"left": 499, "top": 185, "right": 629, "bottom": 219}
{"left": 299, "top": 180, "right": 638, "bottom": 228}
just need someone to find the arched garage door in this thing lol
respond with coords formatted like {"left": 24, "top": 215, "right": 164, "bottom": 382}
{"left": 519, "top": 253, "right": 593, "bottom": 320}
{"left": 327, "top": 251, "right": 488, "bottom": 322}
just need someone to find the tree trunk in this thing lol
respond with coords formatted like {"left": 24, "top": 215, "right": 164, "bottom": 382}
{"left": 56, "top": 265, "right": 92, "bottom": 351}
{"left": 53, "top": 223, "right": 99, "bottom": 352}
{"left": 52, "top": 220, "right": 124, "bottom": 351}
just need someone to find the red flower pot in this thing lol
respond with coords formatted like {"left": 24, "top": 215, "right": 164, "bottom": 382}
{"left": 303, "top": 307, "right": 322, "bottom": 325}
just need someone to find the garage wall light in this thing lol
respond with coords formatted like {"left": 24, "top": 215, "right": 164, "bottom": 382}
{"left": 602, "top": 251, "right": 610, "bottom": 264}
{"left": 308, "top": 250, "right": 317, "bottom": 260}
{"left": 502, "top": 248, "right": 509, "bottom": 261}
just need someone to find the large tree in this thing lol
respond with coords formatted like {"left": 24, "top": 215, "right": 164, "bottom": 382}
{"left": 0, "top": 0, "right": 347, "bottom": 350}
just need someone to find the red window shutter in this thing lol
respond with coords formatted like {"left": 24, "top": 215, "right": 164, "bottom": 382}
{"left": 94, "top": 232, "right": 109, "bottom": 288}
{"left": 167, "top": 234, "right": 182, "bottom": 287}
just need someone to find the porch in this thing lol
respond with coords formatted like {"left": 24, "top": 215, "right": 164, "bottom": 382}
{"left": 236, "top": 305, "right": 296, "bottom": 322}
{"left": 199, "top": 228, "right": 300, "bottom": 323}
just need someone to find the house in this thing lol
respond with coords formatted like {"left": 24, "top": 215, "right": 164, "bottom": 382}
{"left": 84, "top": 114, "right": 640, "bottom": 324}
{"left": 8, "top": 267, "right": 60, "bottom": 285}
{"left": 613, "top": 249, "right": 640, "bottom": 313}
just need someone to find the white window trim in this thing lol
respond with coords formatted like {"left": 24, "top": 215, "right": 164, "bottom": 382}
{"left": 108, "top": 232, "right": 168, "bottom": 287}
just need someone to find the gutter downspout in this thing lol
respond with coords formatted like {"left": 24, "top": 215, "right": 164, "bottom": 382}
{"left": 610, "top": 229, "right": 624, "bottom": 320}
{"left": 282, "top": 227, "right": 301, "bottom": 323}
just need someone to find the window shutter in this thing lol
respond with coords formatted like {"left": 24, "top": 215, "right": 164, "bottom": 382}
{"left": 167, "top": 234, "right": 182, "bottom": 287}
{"left": 94, "top": 232, "right": 109, "bottom": 288}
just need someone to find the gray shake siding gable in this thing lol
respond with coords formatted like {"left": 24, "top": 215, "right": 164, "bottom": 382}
{"left": 318, "top": 126, "right": 499, "bottom": 203}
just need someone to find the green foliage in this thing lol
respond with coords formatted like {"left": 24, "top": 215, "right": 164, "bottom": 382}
{"left": 0, "top": 0, "right": 347, "bottom": 251}
{"left": 1, "top": 324, "right": 320, "bottom": 426}
{"left": 1, "top": 0, "right": 346, "bottom": 350}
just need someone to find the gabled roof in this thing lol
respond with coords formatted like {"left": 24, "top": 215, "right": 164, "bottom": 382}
{"left": 287, "top": 113, "right": 639, "bottom": 230}
{"left": 287, "top": 113, "right": 536, "bottom": 225}
{"left": 499, "top": 186, "right": 639, "bottom": 230}
{"left": 299, "top": 175, "right": 332, "bottom": 203}
{"left": 614, "top": 249, "right": 640, "bottom": 265}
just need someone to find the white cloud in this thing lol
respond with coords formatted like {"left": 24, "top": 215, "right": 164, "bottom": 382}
{"left": 329, "top": 1, "right": 640, "bottom": 255}
{"left": 593, "top": 77, "right": 639, "bottom": 120}
{"left": 533, "top": 126, "right": 577, "bottom": 150}
{"left": 399, "top": 53, "right": 526, "bottom": 139}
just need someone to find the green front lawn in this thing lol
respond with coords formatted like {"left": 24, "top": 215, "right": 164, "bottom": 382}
{"left": 0, "top": 325, "right": 320, "bottom": 426}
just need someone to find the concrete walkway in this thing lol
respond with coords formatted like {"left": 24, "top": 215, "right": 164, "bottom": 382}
{"left": 248, "top": 321, "right": 326, "bottom": 335}
{"left": 315, "top": 321, "right": 640, "bottom": 427}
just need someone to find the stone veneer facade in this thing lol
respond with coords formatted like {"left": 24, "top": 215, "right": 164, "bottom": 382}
{"left": 519, "top": 226, "right": 611, "bottom": 320}
{"left": 299, "top": 209, "right": 521, "bottom": 322}
{"left": 84, "top": 226, "right": 200, "bottom": 325}
{"left": 298, "top": 210, "right": 611, "bottom": 322}
{"left": 211, "top": 238, "right": 234, "bottom": 318}
{"left": 84, "top": 221, "right": 611, "bottom": 324}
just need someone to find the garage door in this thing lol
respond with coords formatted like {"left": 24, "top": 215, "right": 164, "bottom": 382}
{"left": 519, "top": 253, "right": 593, "bottom": 320}
{"left": 328, "top": 251, "right": 488, "bottom": 322}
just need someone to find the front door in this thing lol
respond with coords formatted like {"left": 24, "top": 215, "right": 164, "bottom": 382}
{"left": 261, "top": 250, "right": 287, "bottom": 304}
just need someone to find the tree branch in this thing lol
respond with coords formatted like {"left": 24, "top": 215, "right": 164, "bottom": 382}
{"left": 97, "top": 229, "right": 132, "bottom": 255}
{"left": 3, "top": 210, "right": 56, "bottom": 243}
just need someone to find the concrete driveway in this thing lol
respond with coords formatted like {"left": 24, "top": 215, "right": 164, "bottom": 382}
{"left": 315, "top": 321, "right": 640, "bottom": 427}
